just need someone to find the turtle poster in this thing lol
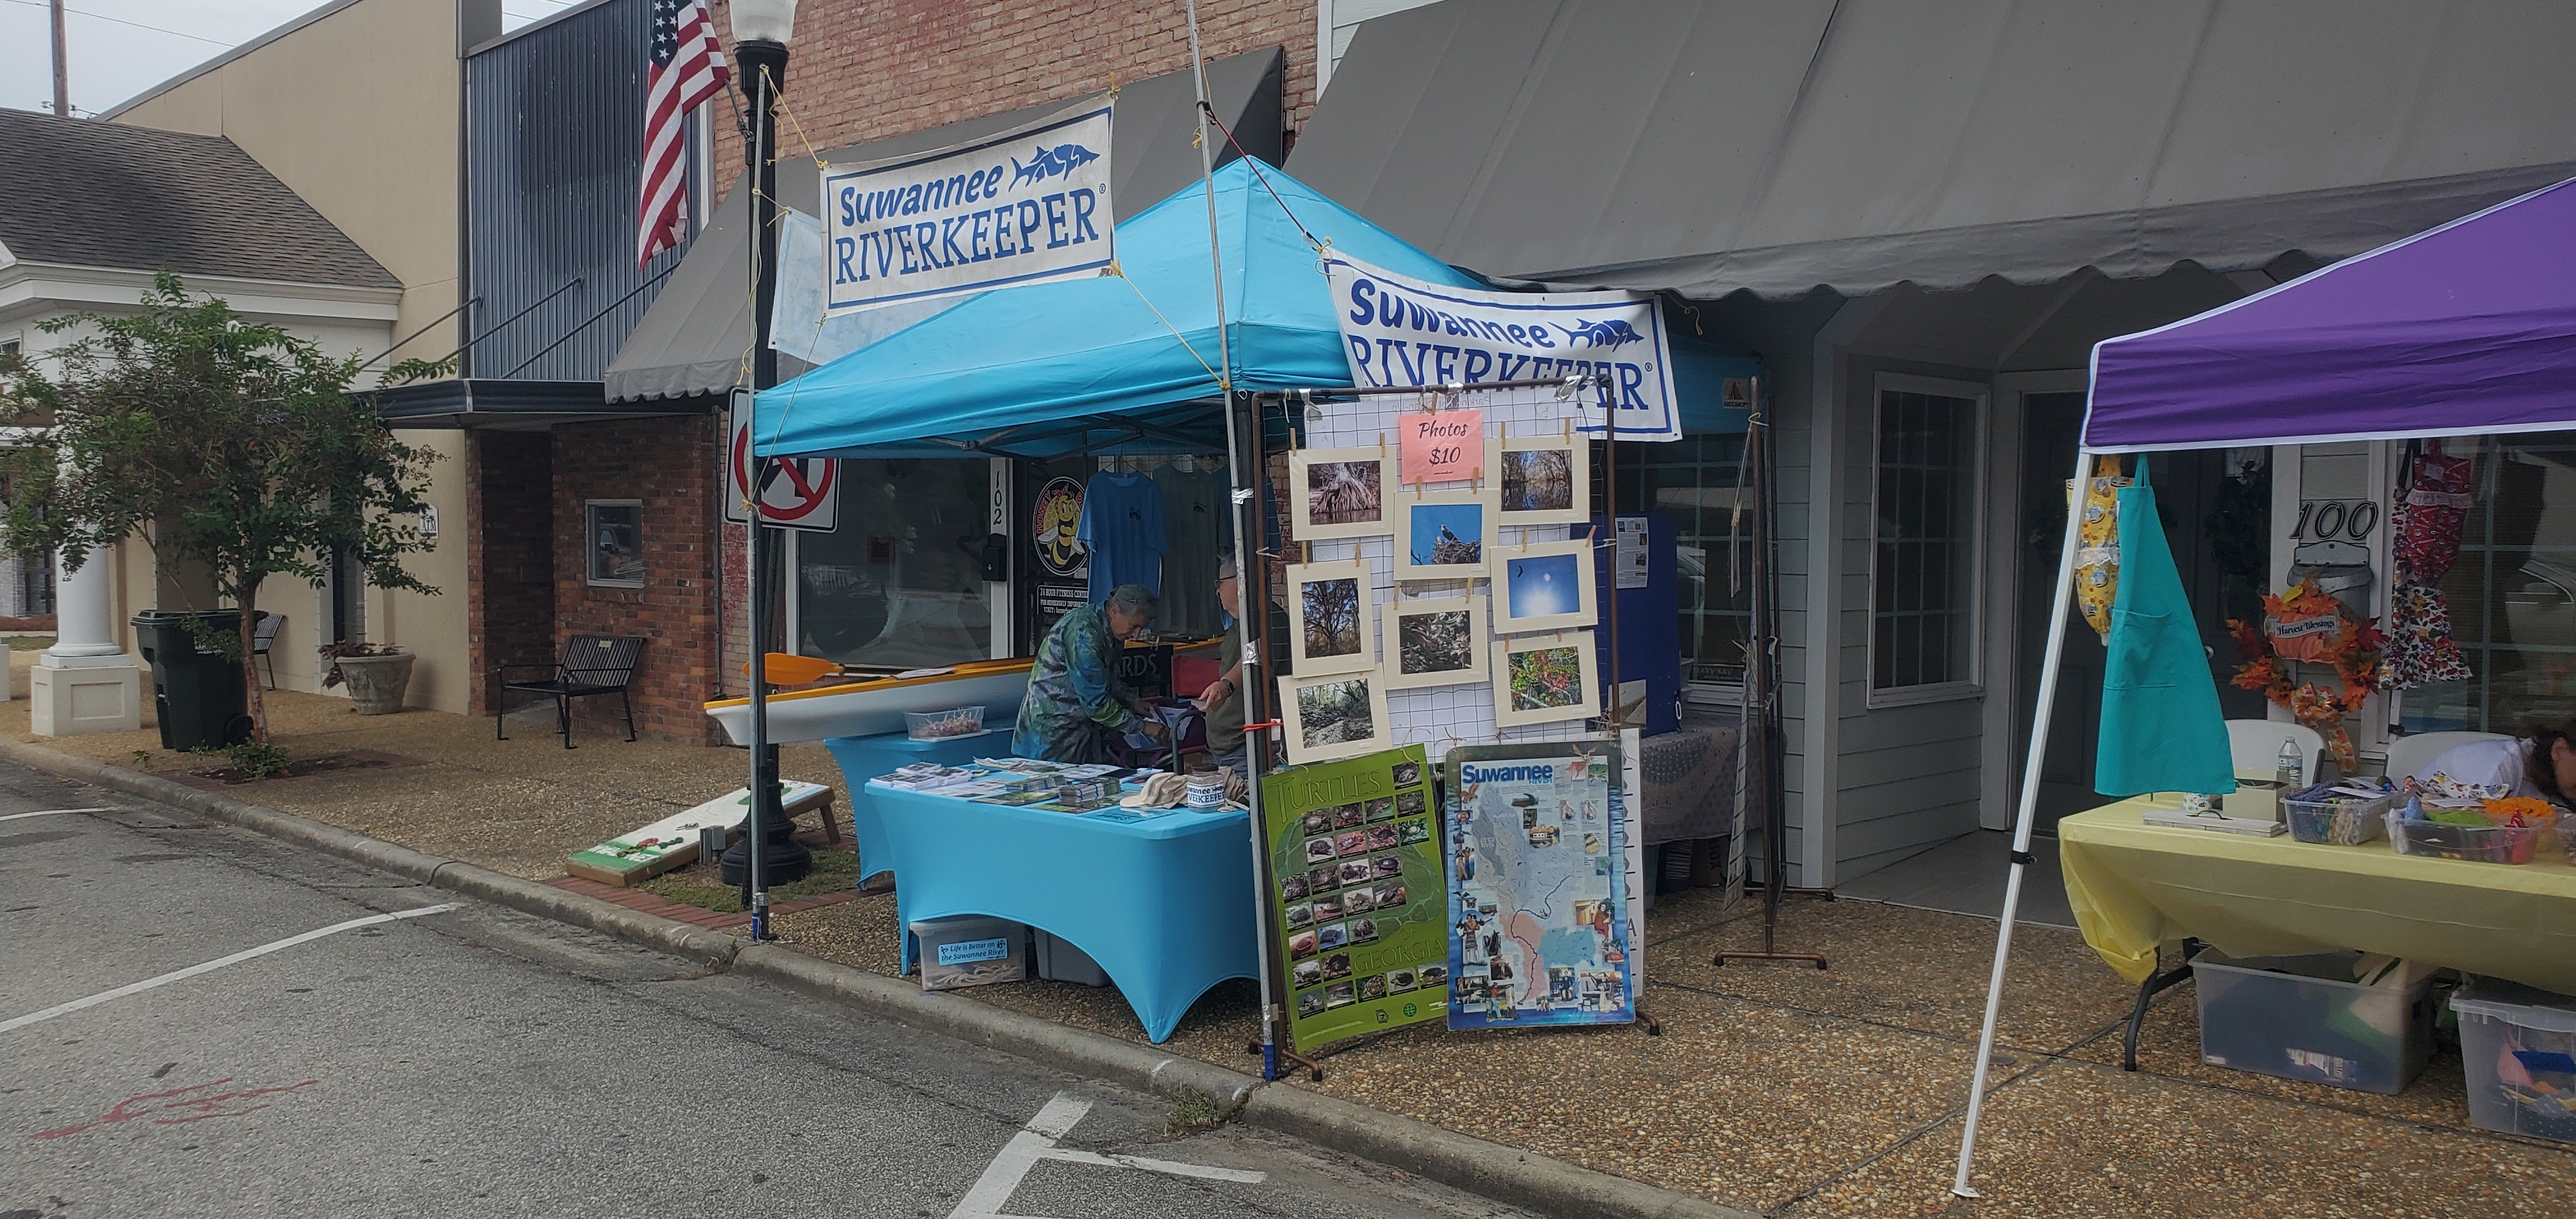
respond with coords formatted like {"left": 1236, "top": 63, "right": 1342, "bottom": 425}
{"left": 1261, "top": 744, "right": 1448, "bottom": 1052}
{"left": 1443, "top": 740, "right": 1633, "bottom": 1029}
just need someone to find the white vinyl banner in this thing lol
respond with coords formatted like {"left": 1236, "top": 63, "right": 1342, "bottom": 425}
{"left": 821, "top": 103, "right": 1112, "bottom": 315}
{"left": 1324, "top": 255, "right": 1683, "bottom": 441}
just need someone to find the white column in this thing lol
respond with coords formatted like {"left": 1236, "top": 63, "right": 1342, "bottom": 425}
{"left": 32, "top": 548, "right": 141, "bottom": 735}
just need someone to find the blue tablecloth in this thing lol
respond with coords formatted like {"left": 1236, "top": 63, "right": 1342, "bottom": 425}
{"left": 822, "top": 730, "right": 1002, "bottom": 882}
{"left": 864, "top": 781, "right": 1260, "bottom": 1043}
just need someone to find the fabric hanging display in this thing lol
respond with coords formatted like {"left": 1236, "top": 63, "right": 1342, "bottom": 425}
{"left": 1076, "top": 467, "right": 1170, "bottom": 604}
{"left": 2393, "top": 442, "right": 2474, "bottom": 583}
{"left": 2381, "top": 577, "right": 2475, "bottom": 689}
{"left": 2073, "top": 455, "right": 2131, "bottom": 641}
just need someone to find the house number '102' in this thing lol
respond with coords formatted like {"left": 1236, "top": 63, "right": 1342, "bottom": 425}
{"left": 2293, "top": 498, "right": 2379, "bottom": 541}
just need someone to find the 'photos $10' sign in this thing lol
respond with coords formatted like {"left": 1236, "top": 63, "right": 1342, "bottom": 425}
{"left": 1401, "top": 409, "right": 1483, "bottom": 485}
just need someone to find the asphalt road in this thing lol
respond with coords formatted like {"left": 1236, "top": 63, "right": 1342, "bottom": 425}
{"left": 0, "top": 762, "right": 1530, "bottom": 1219}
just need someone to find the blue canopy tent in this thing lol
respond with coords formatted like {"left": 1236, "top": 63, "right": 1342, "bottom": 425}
{"left": 752, "top": 158, "right": 1756, "bottom": 458}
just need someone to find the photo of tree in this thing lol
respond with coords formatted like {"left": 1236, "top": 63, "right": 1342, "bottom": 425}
{"left": 1505, "top": 643, "right": 1585, "bottom": 711}
{"left": 1297, "top": 676, "right": 1377, "bottom": 747}
{"left": 1498, "top": 447, "right": 1574, "bottom": 513}
{"left": 1301, "top": 576, "right": 1363, "bottom": 659}
{"left": 1398, "top": 608, "right": 1474, "bottom": 676}
{"left": 1307, "top": 459, "right": 1381, "bottom": 526}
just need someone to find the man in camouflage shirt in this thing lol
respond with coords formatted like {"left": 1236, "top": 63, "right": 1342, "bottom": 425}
{"left": 1012, "top": 583, "right": 1165, "bottom": 763}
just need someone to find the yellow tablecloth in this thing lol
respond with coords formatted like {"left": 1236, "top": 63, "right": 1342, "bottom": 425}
{"left": 2059, "top": 796, "right": 2576, "bottom": 993}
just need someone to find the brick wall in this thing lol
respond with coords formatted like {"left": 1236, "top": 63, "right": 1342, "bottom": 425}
{"left": 553, "top": 416, "right": 726, "bottom": 744}
{"left": 466, "top": 430, "right": 556, "bottom": 716}
{"left": 706, "top": 0, "right": 1317, "bottom": 197}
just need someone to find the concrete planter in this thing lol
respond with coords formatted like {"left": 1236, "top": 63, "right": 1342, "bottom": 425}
{"left": 334, "top": 652, "right": 415, "bottom": 715}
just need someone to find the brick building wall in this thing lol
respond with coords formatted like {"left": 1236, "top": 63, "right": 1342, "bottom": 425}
{"left": 552, "top": 416, "right": 726, "bottom": 744}
{"left": 467, "top": 431, "right": 558, "bottom": 716}
{"left": 705, "top": 0, "right": 1318, "bottom": 197}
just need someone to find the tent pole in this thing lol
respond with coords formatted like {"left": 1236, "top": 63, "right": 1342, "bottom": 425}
{"left": 1185, "top": 0, "right": 1286, "bottom": 1082}
{"left": 1951, "top": 443, "right": 2093, "bottom": 1198}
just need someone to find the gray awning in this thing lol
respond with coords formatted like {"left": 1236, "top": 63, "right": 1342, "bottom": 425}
{"left": 606, "top": 46, "right": 1285, "bottom": 402}
{"left": 1288, "top": 0, "right": 2576, "bottom": 298}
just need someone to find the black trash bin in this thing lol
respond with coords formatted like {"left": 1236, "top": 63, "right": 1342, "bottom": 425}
{"left": 131, "top": 610, "right": 251, "bottom": 751}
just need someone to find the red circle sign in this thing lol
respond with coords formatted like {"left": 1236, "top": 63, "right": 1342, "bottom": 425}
{"left": 731, "top": 423, "right": 837, "bottom": 523}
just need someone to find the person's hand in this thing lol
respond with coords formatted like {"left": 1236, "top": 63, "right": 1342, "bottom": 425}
{"left": 1195, "top": 677, "right": 1233, "bottom": 710}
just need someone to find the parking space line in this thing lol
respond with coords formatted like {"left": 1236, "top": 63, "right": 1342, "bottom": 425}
{"left": 0, "top": 808, "right": 112, "bottom": 824}
{"left": 950, "top": 1092, "right": 1266, "bottom": 1218}
{"left": 0, "top": 903, "right": 463, "bottom": 1034}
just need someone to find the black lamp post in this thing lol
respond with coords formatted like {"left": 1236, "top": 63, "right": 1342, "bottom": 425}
{"left": 717, "top": 0, "right": 811, "bottom": 918}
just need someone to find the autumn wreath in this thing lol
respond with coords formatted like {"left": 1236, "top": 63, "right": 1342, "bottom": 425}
{"left": 2227, "top": 578, "right": 2384, "bottom": 770}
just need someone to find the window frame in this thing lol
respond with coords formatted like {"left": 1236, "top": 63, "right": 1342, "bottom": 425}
{"left": 585, "top": 498, "right": 646, "bottom": 588}
{"left": 1864, "top": 372, "right": 1989, "bottom": 709}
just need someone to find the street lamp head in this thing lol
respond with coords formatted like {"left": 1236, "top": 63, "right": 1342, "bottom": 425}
{"left": 730, "top": 0, "right": 796, "bottom": 46}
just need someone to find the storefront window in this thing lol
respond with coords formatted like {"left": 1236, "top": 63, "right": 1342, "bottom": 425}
{"left": 2396, "top": 433, "right": 2576, "bottom": 733}
{"left": 586, "top": 500, "right": 643, "bottom": 586}
{"left": 1870, "top": 382, "right": 1982, "bottom": 698}
{"left": 797, "top": 459, "right": 992, "bottom": 668}
{"left": 1616, "top": 435, "right": 1752, "bottom": 700}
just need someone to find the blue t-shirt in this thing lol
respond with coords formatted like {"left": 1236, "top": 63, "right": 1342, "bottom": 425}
{"left": 1076, "top": 470, "right": 1167, "bottom": 604}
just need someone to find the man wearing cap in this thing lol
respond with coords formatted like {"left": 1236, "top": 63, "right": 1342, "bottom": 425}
{"left": 1012, "top": 583, "right": 1166, "bottom": 763}
{"left": 1194, "top": 556, "right": 1248, "bottom": 775}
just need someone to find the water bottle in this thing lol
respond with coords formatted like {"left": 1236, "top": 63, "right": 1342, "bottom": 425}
{"left": 2276, "top": 738, "right": 2304, "bottom": 790}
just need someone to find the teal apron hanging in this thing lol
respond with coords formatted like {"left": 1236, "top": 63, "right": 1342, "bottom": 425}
{"left": 2095, "top": 456, "right": 2235, "bottom": 797}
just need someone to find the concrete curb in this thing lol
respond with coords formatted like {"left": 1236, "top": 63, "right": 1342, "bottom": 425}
{"left": 10, "top": 736, "right": 1754, "bottom": 1219}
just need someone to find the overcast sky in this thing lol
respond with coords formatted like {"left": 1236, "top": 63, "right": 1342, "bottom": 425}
{"left": 1, "top": 0, "right": 579, "bottom": 118}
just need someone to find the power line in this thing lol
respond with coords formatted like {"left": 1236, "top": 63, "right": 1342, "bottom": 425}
{"left": 0, "top": 0, "right": 227, "bottom": 45}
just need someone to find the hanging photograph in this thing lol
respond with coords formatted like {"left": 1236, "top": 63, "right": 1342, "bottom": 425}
{"left": 1380, "top": 592, "right": 1489, "bottom": 690}
{"left": 1285, "top": 558, "right": 1376, "bottom": 675}
{"left": 1395, "top": 486, "right": 1496, "bottom": 581}
{"left": 1276, "top": 670, "right": 1395, "bottom": 765}
{"left": 1287, "top": 447, "right": 1395, "bottom": 541}
{"left": 1491, "top": 630, "right": 1600, "bottom": 727}
{"left": 1489, "top": 433, "right": 1588, "bottom": 526}
{"left": 1496, "top": 539, "right": 1598, "bottom": 633}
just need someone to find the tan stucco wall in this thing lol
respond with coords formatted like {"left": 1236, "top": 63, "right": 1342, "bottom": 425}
{"left": 108, "top": 0, "right": 482, "bottom": 715}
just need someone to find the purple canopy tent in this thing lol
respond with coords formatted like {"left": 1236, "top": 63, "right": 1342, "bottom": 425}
{"left": 1951, "top": 176, "right": 2576, "bottom": 1197}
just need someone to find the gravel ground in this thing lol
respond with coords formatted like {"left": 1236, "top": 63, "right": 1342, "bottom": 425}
{"left": 24, "top": 656, "right": 2569, "bottom": 1213}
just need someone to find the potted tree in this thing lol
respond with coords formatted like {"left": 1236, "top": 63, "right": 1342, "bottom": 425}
{"left": 0, "top": 272, "right": 441, "bottom": 742}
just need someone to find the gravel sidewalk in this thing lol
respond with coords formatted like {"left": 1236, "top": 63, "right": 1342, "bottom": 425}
{"left": 20, "top": 664, "right": 2568, "bottom": 1216}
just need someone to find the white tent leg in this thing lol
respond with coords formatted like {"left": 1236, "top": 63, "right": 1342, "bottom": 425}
{"left": 1950, "top": 444, "right": 2092, "bottom": 1198}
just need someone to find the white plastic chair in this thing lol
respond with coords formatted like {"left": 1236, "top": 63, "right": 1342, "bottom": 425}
{"left": 2384, "top": 730, "right": 2513, "bottom": 785}
{"left": 2225, "top": 719, "right": 2327, "bottom": 785}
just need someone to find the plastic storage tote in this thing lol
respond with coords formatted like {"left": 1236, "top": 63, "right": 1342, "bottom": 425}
{"left": 2281, "top": 791, "right": 2389, "bottom": 846}
{"left": 1033, "top": 929, "right": 1110, "bottom": 987}
{"left": 2453, "top": 977, "right": 2576, "bottom": 1144}
{"left": 911, "top": 915, "right": 1025, "bottom": 992}
{"left": 2191, "top": 951, "right": 2434, "bottom": 1094}
{"left": 2386, "top": 811, "right": 2541, "bottom": 864}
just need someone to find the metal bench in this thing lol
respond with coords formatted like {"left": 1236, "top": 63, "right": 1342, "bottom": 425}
{"left": 494, "top": 635, "right": 645, "bottom": 749}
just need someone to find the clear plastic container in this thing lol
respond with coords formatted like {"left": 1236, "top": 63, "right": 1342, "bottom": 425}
{"left": 905, "top": 705, "right": 987, "bottom": 740}
{"left": 2452, "top": 977, "right": 2576, "bottom": 1144}
{"left": 2191, "top": 950, "right": 2434, "bottom": 1094}
{"left": 2281, "top": 791, "right": 2390, "bottom": 845}
{"left": 2386, "top": 810, "right": 2542, "bottom": 864}
{"left": 912, "top": 915, "right": 1025, "bottom": 991}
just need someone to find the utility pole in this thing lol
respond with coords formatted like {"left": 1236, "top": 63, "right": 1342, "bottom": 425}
{"left": 49, "top": 0, "right": 70, "bottom": 118}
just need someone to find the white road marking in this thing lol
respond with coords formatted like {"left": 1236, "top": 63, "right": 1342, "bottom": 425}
{"left": 0, "top": 808, "right": 112, "bottom": 824}
{"left": 0, "top": 903, "right": 463, "bottom": 1034}
{"left": 949, "top": 1091, "right": 1266, "bottom": 1218}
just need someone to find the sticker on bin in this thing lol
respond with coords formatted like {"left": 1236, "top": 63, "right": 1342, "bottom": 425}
{"left": 938, "top": 937, "right": 1013, "bottom": 967}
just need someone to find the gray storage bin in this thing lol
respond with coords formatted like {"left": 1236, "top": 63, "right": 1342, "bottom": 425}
{"left": 1033, "top": 929, "right": 1109, "bottom": 987}
{"left": 2453, "top": 977, "right": 2576, "bottom": 1144}
{"left": 2191, "top": 950, "right": 2433, "bottom": 1094}
{"left": 912, "top": 915, "right": 1025, "bottom": 992}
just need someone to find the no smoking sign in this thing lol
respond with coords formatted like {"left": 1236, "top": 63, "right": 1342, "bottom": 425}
{"left": 725, "top": 415, "right": 839, "bottom": 530}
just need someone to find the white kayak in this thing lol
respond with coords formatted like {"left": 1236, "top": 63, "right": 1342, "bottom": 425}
{"left": 703, "top": 658, "right": 1033, "bottom": 745}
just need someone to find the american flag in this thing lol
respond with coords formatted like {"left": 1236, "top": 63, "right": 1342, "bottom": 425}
{"left": 638, "top": 0, "right": 730, "bottom": 268}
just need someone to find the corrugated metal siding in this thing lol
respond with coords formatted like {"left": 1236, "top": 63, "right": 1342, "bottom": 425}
{"left": 464, "top": 0, "right": 691, "bottom": 381}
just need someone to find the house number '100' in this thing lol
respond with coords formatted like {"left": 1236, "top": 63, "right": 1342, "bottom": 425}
{"left": 2293, "top": 498, "right": 2379, "bottom": 541}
